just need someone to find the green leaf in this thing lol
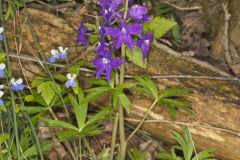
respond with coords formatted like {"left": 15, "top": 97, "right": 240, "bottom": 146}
{"left": 127, "top": 148, "right": 148, "bottom": 160}
{"left": 0, "top": 133, "right": 9, "bottom": 145}
{"left": 143, "top": 16, "right": 177, "bottom": 38}
{"left": 118, "top": 93, "right": 131, "bottom": 114}
{"left": 24, "top": 95, "right": 34, "bottom": 102}
{"left": 32, "top": 76, "right": 46, "bottom": 88}
{"left": 42, "top": 118, "right": 79, "bottom": 131}
{"left": 134, "top": 76, "right": 158, "bottom": 99}
{"left": 126, "top": 46, "right": 147, "bottom": 68}
{"left": 20, "top": 106, "right": 48, "bottom": 114}
{"left": 159, "top": 88, "right": 192, "bottom": 99}
{"left": 68, "top": 94, "right": 88, "bottom": 130}
{"left": 155, "top": 152, "right": 178, "bottom": 160}
{"left": 23, "top": 141, "right": 53, "bottom": 159}
{"left": 37, "top": 81, "right": 60, "bottom": 105}
{"left": 57, "top": 130, "right": 79, "bottom": 141}
{"left": 85, "top": 86, "right": 111, "bottom": 102}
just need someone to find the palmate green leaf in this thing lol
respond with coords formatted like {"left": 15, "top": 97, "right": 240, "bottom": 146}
{"left": 118, "top": 93, "right": 131, "bottom": 114}
{"left": 134, "top": 76, "right": 158, "bottom": 99}
{"left": 41, "top": 118, "right": 79, "bottom": 131}
{"left": 81, "top": 124, "right": 102, "bottom": 137}
{"left": 126, "top": 46, "right": 147, "bottom": 68}
{"left": 159, "top": 88, "right": 192, "bottom": 99}
{"left": 85, "top": 86, "right": 111, "bottom": 102}
{"left": 155, "top": 152, "right": 179, "bottom": 160}
{"left": 143, "top": 16, "right": 177, "bottom": 38}
{"left": 161, "top": 98, "right": 192, "bottom": 115}
{"left": 68, "top": 94, "right": 88, "bottom": 130}
{"left": 57, "top": 130, "right": 79, "bottom": 141}
{"left": 37, "top": 81, "right": 61, "bottom": 105}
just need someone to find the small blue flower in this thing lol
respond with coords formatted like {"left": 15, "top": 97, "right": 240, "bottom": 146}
{"left": 0, "top": 63, "right": 6, "bottom": 78}
{"left": 58, "top": 46, "right": 68, "bottom": 60}
{"left": 49, "top": 49, "right": 59, "bottom": 63}
{"left": 65, "top": 73, "right": 77, "bottom": 88}
{"left": 0, "top": 27, "right": 4, "bottom": 41}
{"left": 0, "top": 85, "right": 4, "bottom": 106}
{"left": 11, "top": 78, "right": 24, "bottom": 91}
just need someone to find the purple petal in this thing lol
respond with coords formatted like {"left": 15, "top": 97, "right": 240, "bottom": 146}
{"left": 105, "top": 50, "right": 112, "bottom": 59}
{"left": 115, "top": 36, "right": 124, "bottom": 49}
{"left": 105, "top": 65, "right": 113, "bottom": 82}
{"left": 0, "top": 70, "right": 5, "bottom": 78}
{"left": 92, "top": 57, "right": 103, "bottom": 67}
{"left": 49, "top": 56, "right": 57, "bottom": 63}
{"left": 142, "top": 43, "right": 150, "bottom": 58}
{"left": 0, "top": 99, "right": 4, "bottom": 106}
{"left": 105, "top": 27, "right": 120, "bottom": 37}
{"left": 124, "top": 35, "right": 134, "bottom": 50}
{"left": 128, "top": 23, "right": 142, "bottom": 35}
{"left": 111, "top": 58, "right": 124, "bottom": 68}
{"left": 96, "top": 64, "right": 105, "bottom": 79}
{"left": 129, "top": 5, "right": 148, "bottom": 19}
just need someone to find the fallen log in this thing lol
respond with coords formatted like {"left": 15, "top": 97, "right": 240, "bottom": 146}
{"left": 5, "top": 8, "right": 240, "bottom": 160}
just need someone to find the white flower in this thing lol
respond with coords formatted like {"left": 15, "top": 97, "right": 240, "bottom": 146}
{"left": 67, "top": 73, "right": 76, "bottom": 80}
{"left": 58, "top": 46, "right": 68, "bottom": 54}
{"left": 51, "top": 49, "right": 59, "bottom": 56}
{"left": 0, "top": 91, "right": 4, "bottom": 98}
{"left": 11, "top": 78, "right": 23, "bottom": 85}
{"left": 0, "top": 27, "right": 3, "bottom": 34}
{"left": 0, "top": 63, "right": 6, "bottom": 70}
{"left": 0, "top": 85, "right": 4, "bottom": 90}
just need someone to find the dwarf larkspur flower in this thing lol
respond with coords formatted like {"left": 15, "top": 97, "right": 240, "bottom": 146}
{"left": 0, "top": 63, "right": 6, "bottom": 78}
{"left": 137, "top": 33, "right": 154, "bottom": 58}
{"left": 0, "top": 85, "right": 4, "bottom": 106}
{"left": 77, "top": 22, "right": 89, "bottom": 45}
{"left": 105, "top": 21, "right": 142, "bottom": 50}
{"left": 129, "top": 5, "right": 148, "bottom": 20}
{"left": 65, "top": 73, "right": 77, "bottom": 88}
{"left": 0, "top": 27, "right": 3, "bottom": 41}
{"left": 93, "top": 50, "right": 124, "bottom": 82}
{"left": 11, "top": 78, "right": 24, "bottom": 91}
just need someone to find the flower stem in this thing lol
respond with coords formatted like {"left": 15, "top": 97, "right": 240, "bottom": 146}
{"left": 109, "top": 113, "right": 118, "bottom": 160}
{"left": 126, "top": 99, "right": 158, "bottom": 142}
{"left": 118, "top": 0, "right": 129, "bottom": 159}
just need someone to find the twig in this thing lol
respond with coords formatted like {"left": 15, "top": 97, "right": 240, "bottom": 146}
{"left": 222, "top": 3, "right": 232, "bottom": 66}
{"left": 163, "top": 1, "right": 201, "bottom": 11}
{"left": 125, "top": 118, "right": 240, "bottom": 138}
{"left": 8, "top": 53, "right": 240, "bottom": 82}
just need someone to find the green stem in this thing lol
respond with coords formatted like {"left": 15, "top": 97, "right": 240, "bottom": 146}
{"left": 109, "top": 113, "right": 119, "bottom": 160}
{"left": 126, "top": 99, "right": 158, "bottom": 142}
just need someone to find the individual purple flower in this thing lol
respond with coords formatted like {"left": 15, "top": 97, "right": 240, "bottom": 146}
{"left": 129, "top": 5, "right": 148, "bottom": 20}
{"left": 77, "top": 22, "right": 89, "bottom": 46}
{"left": 105, "top": 21, "right": 142, "bottom": 50}
{"left": 92, "top": 50, "right": 124, "bottom": 82}
{"left": 0, "top": 63, "right": 6, "bottom": 78}
{"left": 58, "top": 46, "right": 68, "bottom": 60}
{"left": 65, "top": 73, "right": 77, "bottom": 88}
{"left": 11, "top": 78, "right": 24, "bottom": 91}
{"left": 137, "top": 32, "right": 154, "bottom": 58}
{"left": 0, "top": 27, "right": 3, "bottom": 41}
{"left": 0, "top": 85, "right": 4, "bottom": 106}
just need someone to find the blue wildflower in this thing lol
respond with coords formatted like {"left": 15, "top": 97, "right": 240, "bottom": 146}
{"left": 49, "top": 49, "right": 59, "bottom": 63}
{"left": 11, "top": 78, "right": 24, "bottom": 91}
{"left": 0, "top": 63, "right": 6, "bottom": 78}
{"left": 58, "top": 46, "right": 68, "bottom": 60}
{"left": 0, "top": 27, "right": 3, "bottom": 41}
{"left": 65, "top": 73, "right": 77, "bottom": 88}
{"left": 92, "top": 50, "right": 124, "bottom": 82}
{"left": 105, "top": 21, "right": 142, "bottom": 50}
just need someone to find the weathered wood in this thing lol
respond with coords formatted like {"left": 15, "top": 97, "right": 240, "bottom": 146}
{"left": 5, "top": 8, "right": 240, "bottom": 160}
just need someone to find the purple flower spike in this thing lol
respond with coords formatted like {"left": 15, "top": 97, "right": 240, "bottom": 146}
{"left": 137, "top": 32, "right": 154, "bottom": 58}
{"left": 77, "top": 22, "right": 89, "bottom": 46}
{"left": 93, "top": 51, "right": 124, "bottom": 82}
{"left": 0, "top": 63, "right": 6, "bottom": 78}
{"left": 105, "top": 21, "right": 142, "bottom": 50}
{"left": 129, "top": 5, "right": 148, "bottom": 20}
{"left": 11, "top": 78, "right": 25, "bottom": 92}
